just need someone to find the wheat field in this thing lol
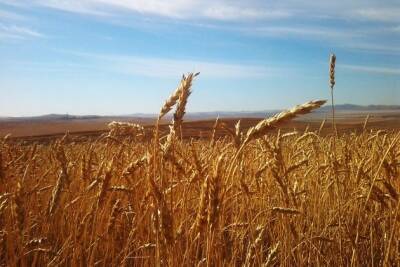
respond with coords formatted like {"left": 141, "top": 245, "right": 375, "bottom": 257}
{"left": 0, "top": 73, "right": 399, "bottom": 266}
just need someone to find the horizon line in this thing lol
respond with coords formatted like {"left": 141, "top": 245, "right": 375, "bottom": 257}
{"left": 1, "top": 103, "right": 400, "bottom": 119}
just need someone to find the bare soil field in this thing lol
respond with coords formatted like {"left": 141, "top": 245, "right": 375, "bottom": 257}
{"left": 1, "top": 110, "right": 399, "bottom": 143}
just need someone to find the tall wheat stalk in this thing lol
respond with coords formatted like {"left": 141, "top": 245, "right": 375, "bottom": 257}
{"left": 329, "top": 53, "right": 337, "bottom": 136}
{"left": 329, "top": 53, "right": 344, "bottom": 264}
{"left": 172, "top": 72, "right": 199, "bottom": 139}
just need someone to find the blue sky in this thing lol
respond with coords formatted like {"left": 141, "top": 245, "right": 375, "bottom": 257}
{"left": 0, "top": 0, "right": 399, "bottom": 116}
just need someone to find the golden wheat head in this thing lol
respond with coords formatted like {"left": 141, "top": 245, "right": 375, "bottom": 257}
{"left": 244, "top": 100, "right": 326, "bottom": 144}
{"left": 329, "top": 53, "right": 336, "bottom": 89}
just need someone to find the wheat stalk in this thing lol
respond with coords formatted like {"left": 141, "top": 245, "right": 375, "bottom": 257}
{"left": 159, "top": 77, "right": 184, "bottom": 120}
{"left": 48, "top": 145, "right": 70, "bottom": 215}
{"left": 13, "top": 182, "right": 24, "bottom": 233}
{"left": 107, "top": 121, "right": 145, "bottom": 138}
{"left": 207, "top": 154, "right": 224, "bottom": 233}
{"left": 329, "top": 53, "right": 337, "bottom": 135}
{"left": 243, "top": 100, "right": 326, "bottom": 145}
{"left": 191, "top": 175, "right": 210, "bottom": 236}
{"left": 210, "top": 116, "right": 220, "bottom": 148}
{"left": 172, "top": 72, "right": 198, "bottom": 138}
{"left": 107, "top": 199, "right": 121, "bottom": 234}
{"left": 245, "top": 225, "right": 265, "bottom": 266}
{"left": 0, "top": 139, "right": 5, "bottom": 181}
{"left": 271, "top": 207, "right": 301, "bottom": 215}
{"left": 97, "top": 159, "right": 113, "bottom": 207}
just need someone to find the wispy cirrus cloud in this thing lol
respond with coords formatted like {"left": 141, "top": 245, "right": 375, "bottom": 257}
{"left": 0, "top": 24, "right": 43, "bottom": 40}
{"left": 0, "top": 1, "right": 398, "bottom": 58}
{"left": 55, "top": 50, "right": 278, "bottom": 78}
{"left": 242, "top": 25, "right": 361, "bottom": 40}
{"left": 1, "top": 0, "right": 399, "bottom": 22}
{"left": 0, "top": 6, "right": 42, "bottom": 41}
{"left": 356, "top": 8, "right": 400, "bottom": 23}
{"left": 340, "top": 43, "right": 400, "bottom": 55}
{"left": 31, "top": 1, "right": 111, "bottom": 16}
{"left": 0, "top": 0, "right": 292, "bottom": 20}
{"left": 202, "top": 5, "right": 291, "bottom": 21}
{"left": 4, "top": 50, "right": 281, "bottom": 79}
{"left": 0, "top": 9, "right": 26, "bottom": 21}
{"left": 1, "top": 0, "right": 399, "bottom": 42}
{"left": 1, "top": 0, "right": 398, "bottom": 48}
{"left": 339, "top": 64, "right": 400, "bottom": 75}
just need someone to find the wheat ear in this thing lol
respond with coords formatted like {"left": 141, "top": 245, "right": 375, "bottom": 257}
{"left": 159, "top": 76, "right": 184, "bottom": 120}
{"left": 172, "top": 72, "right": 199, "bottom": 138}
{"left": 243, "top": 100, "right": 326, "bottom": 145}
{"left": 329, "top": 53, "right": 336, "bottom": 135}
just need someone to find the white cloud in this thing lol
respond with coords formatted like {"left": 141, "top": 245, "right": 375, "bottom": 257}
{"left": 36, "top": 0, "right": 113, "bottom": 16}
{"left": 68, "top": 51, "right": 275, "bottom": 78}
{"left": 341, "top": 43, "right": 400, "bottom": 55}
{"left": 1, "top": 0, "right": 399, "bottom": 55}
{"left": 3, "top": 0, "right": 290, "bottom": 21}
{"left": 0, "top": 9, "right": 26, "bottom": 21}
{"left": 245, "top": 26, "right": 360, "bottom": 40}
{"left": 0, "top": 24, "right": 43, "bottom": 40}
{"left": 0, "top": 0, "right": 200, "bottom": 18}
{"left": 202, "top": 5, "right": 291, "bottom": 21}
{"left": 357, "top": 8, "right": 400, "bottom": 23}
{"left": 0, "top": 7, "right": 41, "bottom": 41}
{"left": 95, "top": 0, "right": 196, "bottom": 18}
{"left": 339, "top": 64, "right": 400, "bottom": 75}
{"left": 1, "top": 0, "right": 400, "bottom": 23}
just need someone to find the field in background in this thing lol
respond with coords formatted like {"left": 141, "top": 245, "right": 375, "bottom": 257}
{"left": 1, "top": 109, "right": 399, "bottom": 141}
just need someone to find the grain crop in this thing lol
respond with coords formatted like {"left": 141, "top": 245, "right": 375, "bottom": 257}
{"left": 0, "top": 72, "right": 399, "bottom": 266}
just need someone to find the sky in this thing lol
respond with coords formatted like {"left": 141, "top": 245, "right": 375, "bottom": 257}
{"left": 0, "top": 0, "right": 399, "bottom": 116}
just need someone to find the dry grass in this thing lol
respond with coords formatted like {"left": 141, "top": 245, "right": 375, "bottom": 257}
{"left": 0, "top": 73, "right": 399, "bottom": 266}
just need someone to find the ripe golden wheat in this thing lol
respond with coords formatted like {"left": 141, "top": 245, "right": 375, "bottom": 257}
{"left": 0, "top": 72, "right": 399, "bottom": 266}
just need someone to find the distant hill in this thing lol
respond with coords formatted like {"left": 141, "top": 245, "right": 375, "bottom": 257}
{"left": 0, "top": 114, "right": 153, "bottom": 122}
{"left": 0, "top": 114, "right": 102, "bottom": 121}
{"left": 318, "top": 104, "right": 400, "bottom": 112}
{"left": 111, "top": 104, "right": 400, "bottom": 120}
{"left": 1, "top": 104, "right": 399, "bottom": 122}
